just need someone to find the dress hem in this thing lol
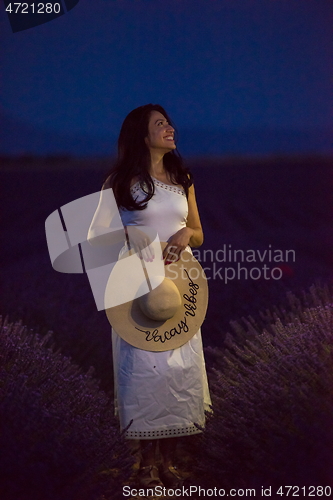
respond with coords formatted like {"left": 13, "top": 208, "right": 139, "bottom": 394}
{"left": 124, "top": 424, "right": 203, "bottom": 440}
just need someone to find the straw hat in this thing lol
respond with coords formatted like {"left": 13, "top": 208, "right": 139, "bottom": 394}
{"left": 105, "top": 243, "right": 208, "bottom": 351}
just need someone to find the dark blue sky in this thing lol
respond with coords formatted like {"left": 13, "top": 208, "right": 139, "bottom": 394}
{"left": 1, "top": 0, "right": 332, "bottom": 155}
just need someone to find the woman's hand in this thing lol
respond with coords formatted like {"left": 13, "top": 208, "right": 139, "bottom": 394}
{"left": 126, "top": 226, "right": 155, "bottom": 262}
{"left": 162, "top": 227, "right": 194, "bottom": 264}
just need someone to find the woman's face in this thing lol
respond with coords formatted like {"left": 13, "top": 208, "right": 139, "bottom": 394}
{"left": 145, "top": 111, "right": 176, "bottom": 152}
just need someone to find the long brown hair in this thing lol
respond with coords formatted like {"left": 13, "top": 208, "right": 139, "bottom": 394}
{"left": 105, "top": 104, "right": 192, "bottom": 210}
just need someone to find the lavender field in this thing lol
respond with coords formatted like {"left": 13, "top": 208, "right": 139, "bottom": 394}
{"left": 1, "top": 154, "right": 333, "bottom": 389}
{"left": 1, "top": 155, "right": 333, "bottom": 496}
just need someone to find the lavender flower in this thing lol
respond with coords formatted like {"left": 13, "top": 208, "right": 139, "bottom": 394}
{"left": 194, "top": 285, "right": 333, "bottom": 490}
{"left": 0, "top": 318, "right": 133, "bottom": 500}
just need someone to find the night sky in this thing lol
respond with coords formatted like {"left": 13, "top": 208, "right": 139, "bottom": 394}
{"left": 1, "top": 0, "right": 332, "bottom": 155}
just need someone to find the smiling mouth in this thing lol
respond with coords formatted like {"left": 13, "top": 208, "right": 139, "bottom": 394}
{"left": 164, "top": 136, "right": 174, "bottom": 140}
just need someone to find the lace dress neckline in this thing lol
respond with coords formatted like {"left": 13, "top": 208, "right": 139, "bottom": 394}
{"left": 131, "top": 176, "right": 186, "bottom": 197}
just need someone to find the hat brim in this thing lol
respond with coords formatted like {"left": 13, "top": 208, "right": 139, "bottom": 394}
{"left": 105, "top": 244, "right": 208, "bottom": 351}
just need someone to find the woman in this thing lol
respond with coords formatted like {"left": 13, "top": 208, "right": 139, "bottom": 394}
{"left": 90, "top": 104, "right": 211, "bottom": 488}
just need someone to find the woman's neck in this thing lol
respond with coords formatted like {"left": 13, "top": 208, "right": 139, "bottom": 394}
{"left": 149, "top": 150, "right": 165, "bottom": 177}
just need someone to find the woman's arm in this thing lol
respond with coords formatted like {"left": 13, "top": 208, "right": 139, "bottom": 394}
{"left": 88, "top": 177, "right": 154, "bottom": 261}
{"left": 87, "top": 178, "right": 124, "bottom": 246}
{"left": 186, "top": 183, "right": 204, "bottom": 247}
{"left": 162, "top": 183, "right": 204, "bottom": 262}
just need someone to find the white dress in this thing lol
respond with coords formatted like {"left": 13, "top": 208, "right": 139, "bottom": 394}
{"left": 112, "top": 177, "right": 211, "bottom": 440}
